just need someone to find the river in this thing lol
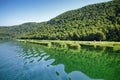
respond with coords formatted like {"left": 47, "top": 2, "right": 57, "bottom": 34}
{"left": 0, "top": 40, "right": 120, "bottom": 80}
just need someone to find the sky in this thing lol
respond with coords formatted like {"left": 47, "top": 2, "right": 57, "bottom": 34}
{"left": 0, "top": 0, "right": 111, "bottom": 26}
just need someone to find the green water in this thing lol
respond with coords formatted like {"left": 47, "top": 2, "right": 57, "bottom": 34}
{"left": 0, "top": 41, "right": 120, "bottom": 80}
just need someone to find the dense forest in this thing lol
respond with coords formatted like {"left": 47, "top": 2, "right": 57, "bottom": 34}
{"left": 0, "top": 0, "right": 120, "bottom": 41}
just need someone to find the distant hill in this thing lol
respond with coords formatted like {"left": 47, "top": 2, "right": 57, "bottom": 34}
{"left": 0, "top": 22, "right": 44, "bottom": 39}
{"left": 0, "top": 0, "right": 120, "bottom": 41}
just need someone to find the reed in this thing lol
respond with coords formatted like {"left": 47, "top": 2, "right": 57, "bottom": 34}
{"left": 17, "top": 39, "right": 120, "bottom": 51}
{"left": 51, "top": 42, "right": 67, "bottom": 48}
{"left": 67, "top": 43, "right": 80, "bottom": 50}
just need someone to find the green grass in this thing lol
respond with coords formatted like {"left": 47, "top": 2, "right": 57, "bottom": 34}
{"left": 17, "top": 39, "right": 51, "bottom": 47}
{"left": 17, "top": 39, "right": 120, "bottom": 51}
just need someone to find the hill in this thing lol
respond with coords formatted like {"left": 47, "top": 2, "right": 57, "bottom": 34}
{"left": 0, "top": 0, "right": 120, "bottom": 41}
{"left": 0, "top": 22, "right": 44, "bottom": 39}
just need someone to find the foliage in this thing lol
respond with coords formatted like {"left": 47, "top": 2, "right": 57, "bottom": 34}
{"left": 0, "top": 0, "right": 120, "bottom": 41}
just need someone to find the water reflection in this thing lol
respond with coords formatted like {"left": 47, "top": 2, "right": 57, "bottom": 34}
{"left": 80, "top": 44, "right": 120, "bottom": 53}
{"left": 19, "top": 42, "right": 120, "bottom": 80}
{"left": 1, "top": 41, "right": 120, "bottom": 80}
{"left": 18, "top": 42, "right": 92, "bottom": 80}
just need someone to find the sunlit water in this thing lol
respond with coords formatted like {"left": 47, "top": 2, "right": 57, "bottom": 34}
{"left": 0, "top": 41, "right": 120, "bottom": 80}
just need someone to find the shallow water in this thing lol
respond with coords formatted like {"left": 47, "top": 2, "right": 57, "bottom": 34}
{"left": 0, "top": 41, "right": 120, "bottom": 80}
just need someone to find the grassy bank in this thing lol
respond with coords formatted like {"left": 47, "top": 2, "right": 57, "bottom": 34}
{"left": 17, "top": 39, "right": 120, "bottom": 51}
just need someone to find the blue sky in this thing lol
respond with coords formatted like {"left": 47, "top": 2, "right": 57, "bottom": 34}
{"left": 0, "top": 0, "right": 111, "bottom": 26}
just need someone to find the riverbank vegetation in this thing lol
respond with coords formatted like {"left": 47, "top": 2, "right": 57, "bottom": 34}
{"left": 18, "top": 39, "right": 120, "bottom": 52}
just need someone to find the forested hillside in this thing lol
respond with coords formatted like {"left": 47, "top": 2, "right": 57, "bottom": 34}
{"left": 0, "top": 0, "right": 120, "bottom": 41}
{"left": 0, "top": 22, "right": 44, "bottom": 39}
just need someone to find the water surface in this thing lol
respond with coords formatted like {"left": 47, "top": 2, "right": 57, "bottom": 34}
{"left": 0, "top": 41, "right": 120, "bottom": 80}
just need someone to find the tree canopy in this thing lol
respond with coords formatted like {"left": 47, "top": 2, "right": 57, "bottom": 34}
{"left": 0, "top": 0, "right": 120, "bottom": 41}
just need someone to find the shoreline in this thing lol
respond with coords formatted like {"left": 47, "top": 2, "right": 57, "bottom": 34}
{"left": 17, "top": 39, "right": 120, "bottom": 51}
